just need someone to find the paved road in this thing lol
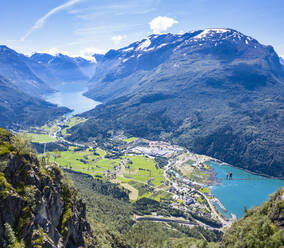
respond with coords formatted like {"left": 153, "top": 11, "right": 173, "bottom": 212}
{"left": 136, "top": 216, "right": 196, "bottom": 227}
{"left": 163, "top": 158, "right": 231, "bottom": 230}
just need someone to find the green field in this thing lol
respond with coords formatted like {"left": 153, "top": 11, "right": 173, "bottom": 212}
{"left": 96, "top": 148, "right": 106, "bottom": 158}
{"left": 49, "top": 148, "right": 120, "bottom": 178}
{"left": 48, "top": 148, "right": 168, "bottom": 201}
{"left": 200, "top": 187, "right": 210, "bottom": 194}
{"left": 123, "top": 155, "right": 165, "bottom": 186}
{"left": 127, "top": 180, "right": 172, "bottom": 201}
{"left": 27, "top": 133, "right": 57, "bottom": 143}
{"left": 61, "top": 117, "right": 86, "bottom": 136}
{"left": 123, "top": 137, "right": 139, "bottom": 143}
{"left": 41, "top": 123, "right": 59, "bottom": 135}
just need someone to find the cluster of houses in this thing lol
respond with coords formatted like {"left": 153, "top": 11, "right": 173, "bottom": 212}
{"left": 130, "top": 140, "right": 184, "bottom": 158}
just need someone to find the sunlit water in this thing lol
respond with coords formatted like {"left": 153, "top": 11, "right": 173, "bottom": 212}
{"left": 45, "top": 82, "right": 100, "bottom": 116}
{"left": 207, "top": 161, "right": 284, "bottom": 219}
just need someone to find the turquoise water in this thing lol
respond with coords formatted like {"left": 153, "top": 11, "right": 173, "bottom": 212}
{"left": 207, "top": 161, "right": 284, "bottom": 219}
{"left": 45, "top": 82, "right": 100, "bottom": 116}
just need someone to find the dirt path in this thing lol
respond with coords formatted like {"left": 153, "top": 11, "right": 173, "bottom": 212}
{"left": 121, "top": 183, "right": 139, "bottom": 200}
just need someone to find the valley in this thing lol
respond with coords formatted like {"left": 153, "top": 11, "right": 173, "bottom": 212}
{"left": 21, "top": 83, "right": 284, "bottom": 231}
{"left": 0, "top": 21, "right": 284, "bottom": 246}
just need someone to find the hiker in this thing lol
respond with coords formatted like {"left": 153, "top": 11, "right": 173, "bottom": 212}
{"left": 226, "top": 173, "right": 228, "bottom": 180}
{"left": 229, "top": 172, "right": 232, "bottom": 180}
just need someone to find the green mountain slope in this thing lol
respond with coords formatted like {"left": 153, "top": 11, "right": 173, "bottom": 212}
{"left": 69, "top": 29, "right": 284, "bottom": 178}
{"left": 222, "top": 187, "right": 284, "bottom": 248}
{"left": 0, "top": 75, "right": 69, "bottom": 130}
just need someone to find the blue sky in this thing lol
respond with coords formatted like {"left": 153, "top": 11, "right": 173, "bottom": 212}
{"left": 1, "top": 0, "right": 284, "bottom": 59}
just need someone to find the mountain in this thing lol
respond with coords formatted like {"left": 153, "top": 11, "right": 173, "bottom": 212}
{"left": 19, "top": 54, "right": 62, "bottom": 87}
{"left": 0, "top": 45, "right": 97, "bottom": 95}
{"left": 0, "top": 46, "right": 53, "bottom": 95}
{"left": 69, "top": 28, "right": 284, "bottom": 178}
{"left": 280, "top": 57, "right": 284, "bottom": 65}
{"left": 92, "top": 53, "right": 104, "bottom": 63}
{"left": 0, "top": 75, "right": 69, "bottom": 129}
{"left": 30, "top": 53, "right": 96, "bottom": 83}
{"left": 222, "top": 187, "right": 284, "bottom": 247}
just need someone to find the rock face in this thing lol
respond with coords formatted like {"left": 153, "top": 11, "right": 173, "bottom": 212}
{"left": 0, "top": 129, "right": 96, "bottom": 247}
{"left": 70, "top": 28, "right": 284, "bottom": 178}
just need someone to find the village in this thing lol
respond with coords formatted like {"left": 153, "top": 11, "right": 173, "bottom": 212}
{"left": 25, "top": 117, "right": 233, "bottom": 229}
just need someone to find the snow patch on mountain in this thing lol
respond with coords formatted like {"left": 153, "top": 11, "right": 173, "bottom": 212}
{"left": 123, "top": 47, "right": 134, "bottom": 52}
{"left": 157, "top": 43, "right": 168, "bottom": 49}
{"left": 195, "top": 28, "right": 230, "bottom": 39}
{"left": 137, "top": 38, "right": 151, "bottom": 50}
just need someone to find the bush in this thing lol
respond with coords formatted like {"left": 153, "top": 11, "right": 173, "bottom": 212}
{"left": 12, "top": 134, "right": 33, "bottom": 155}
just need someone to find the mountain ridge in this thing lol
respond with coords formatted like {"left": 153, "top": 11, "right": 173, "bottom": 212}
{"left": 0, "top": 45, "right": 97, "bottom": 95}
{"left": 0, "top": 45, "right": 53, "bottom": 96}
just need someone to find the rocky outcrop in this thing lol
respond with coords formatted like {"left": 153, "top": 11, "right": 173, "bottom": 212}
{"left": 0, "top": 128, "right": 96, "bottom": 247}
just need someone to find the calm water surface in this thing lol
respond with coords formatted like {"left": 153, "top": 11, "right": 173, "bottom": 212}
{"left": 207, "top": 161, "right": 284, "bottom": 219}
{"left": 45, "top": 82, "right": 100, "bottom": 116}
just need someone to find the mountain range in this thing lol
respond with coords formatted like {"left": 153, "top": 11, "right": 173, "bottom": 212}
{"left": 29, "top": 53, "right": 96, "bottom": 83}
{"left": 0, "top": 46, "right": 53, "bottom": 96}
{"left": 0, "top": 45, "right": 97, "bottom": 94}
{"left": 1, "top": 28, "right": 284, "bottom": 177}
{"left": 0, "top": 46, "right": 97, "bottom": 128}
{"left": 68, "top": 28, "right": 284, "bottom": 178}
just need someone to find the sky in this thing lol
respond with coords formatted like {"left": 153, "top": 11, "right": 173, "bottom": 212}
{"left": 1, "top": 0, "right": 284, "bottom": 59}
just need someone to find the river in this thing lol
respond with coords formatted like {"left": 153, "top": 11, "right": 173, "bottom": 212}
{"left": 207, "top": 161, "right": 284, "bottom": 219}
{"left": 45, "top": 82, "right": 100, "bottom": 116}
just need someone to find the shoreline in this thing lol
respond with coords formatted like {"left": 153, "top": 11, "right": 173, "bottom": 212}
{"left": 206, "top": 159, "right": 284, "bottom": 181}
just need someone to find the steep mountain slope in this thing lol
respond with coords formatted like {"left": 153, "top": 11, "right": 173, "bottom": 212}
{"left": 0, "top": 129, "right": 97, "bottom": 247}
{"left": 0, "top": 46, "right": 53, "bottom": 95}
{"left": 20, "top": 54, "right": 61, "bottom": 87}
{"left": 30, "top": 53, "right": 96, "bottom": 82}
{"left": 70, "top": 29, "right": 284, "bottom": 178}
{"left": 0, "top": 75, "right": 69, "bottom": 129}
{"left": 222, "top": 187, "right": 284, "bottom": 247}
{"left": 86, "top": 28, "right": 284, "bottom": 101}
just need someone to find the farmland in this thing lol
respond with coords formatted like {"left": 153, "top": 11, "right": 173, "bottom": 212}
{"left": 47, "top": 146, "right": 168, "bottom": 201}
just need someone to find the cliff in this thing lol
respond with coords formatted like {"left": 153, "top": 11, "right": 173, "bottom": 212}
{"left": 0, "top": 128, "right": 96, "bottom": 248}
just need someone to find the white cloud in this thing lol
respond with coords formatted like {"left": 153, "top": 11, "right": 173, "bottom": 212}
{"left": 39, "top": 48, "right": 72, "bottom": 57}
{"left": 80, "top": 47, "right": 106, "bottom": 61}
{"left": 32, "top": 47, "right": 105, "bottom": 61}
{"left": 111, "top": 35, "right": 126, "bottom": 44}
{"left": 20, "top": 0, "right": 84, "bottom": 41}
{"left": 111, "top": 35, "right": 125, "bottom": 42}
{"left": 149, "top": 16, "right": 178, "bottom": 34}
{"left": 46, "top": 48, "right": 62, "bottom": 56}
